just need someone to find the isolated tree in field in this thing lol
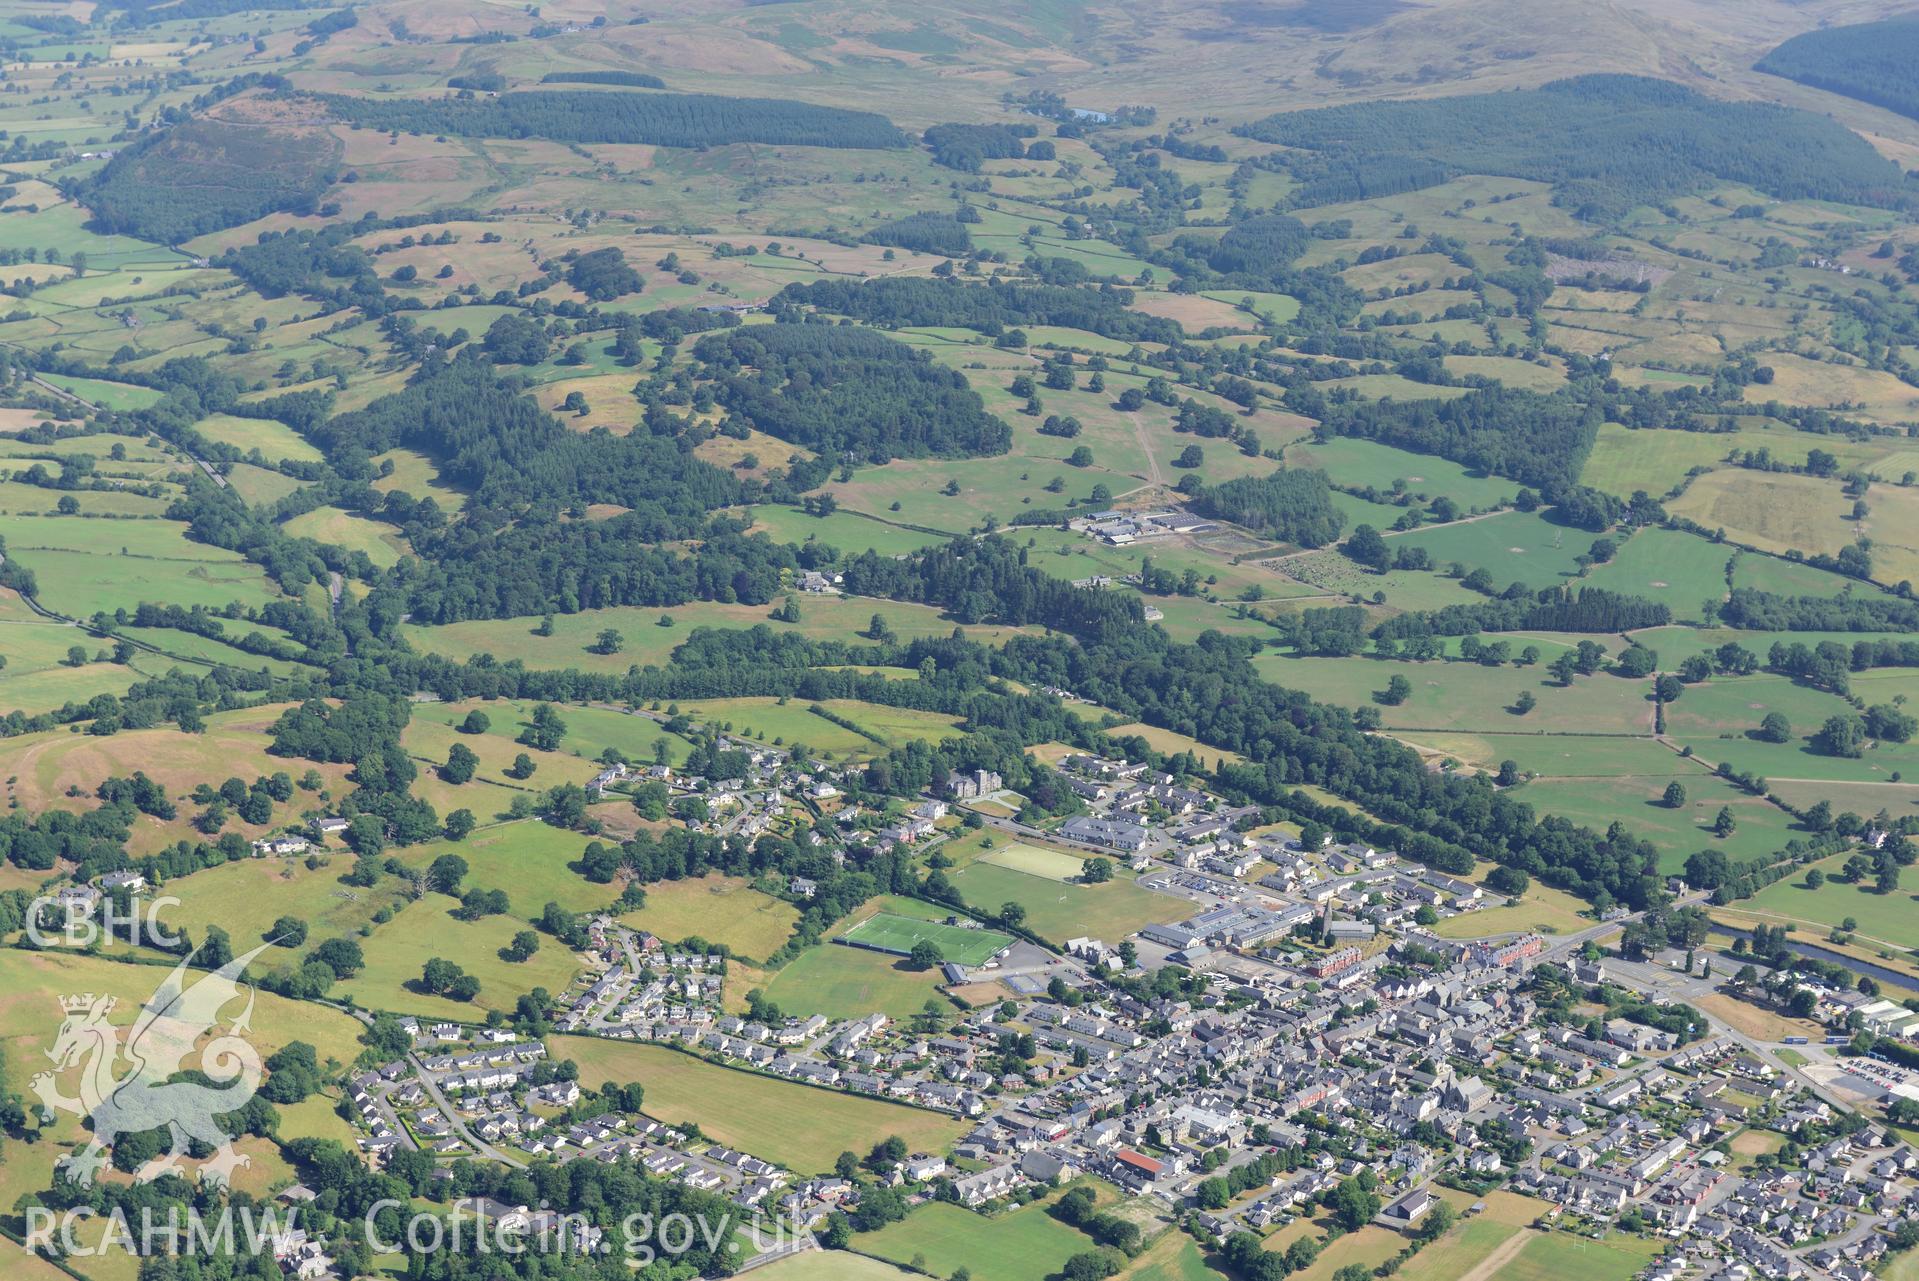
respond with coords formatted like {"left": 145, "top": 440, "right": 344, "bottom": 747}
{"left": 1805, "top": 868, "right": 1825, "bottom": 889}
{"left": 268, "top": 916, "right": 308, "bottom": 947}
{"left": 459, "top": 710, "right": 490, "bottom": 734}
{"left": 1512, "top": 690, "right": 1536, "bottom": 714}
{"left": 1813, "top": 713, "right": 1866, "bottom": 758}
{"left": 591, "top": 628, "right": 623, "bottom": 655}
{"left": 1174, "top": 444, "right": 1203, "bottom": 469}
{"left": 519, "top": 702, "right": 567, "bottom": 751}
{"left": 442, "top": 742, "right": 478, "bottom": 785}
{"left": 1757, "top": 711, "right": 1792, "bottom": 743}
{"left": 1662, "top": 781, "right": 1687, "bottom": 809}
{"left": 1376, "top": 674, "right": 1412, "bottom": 706}
{"left": 1342, "top": 523, "right": 1390, "bottom": 571}
{"left": 1548, "top": 652, "right": 1577, "bottom": 686}
{"left": 428, "top": 854, "right": 468, "bottom": 893}
{"left": 908, "top": 940, "right": 944, "bottom": 970}
{"left": 420, "top": 957, "right": 464, "bottom": 994}
{"left": 1713, "top": 807, "right": 1737, "bottom": 838}
{"left": 1082, "top": 857, "right": 1114, "bottom": 883}
{"left": 445, "top": 808, "right": 476, "bottom": 840}
{"left": 502, "top": 930, "right": 540, "bottom": 962}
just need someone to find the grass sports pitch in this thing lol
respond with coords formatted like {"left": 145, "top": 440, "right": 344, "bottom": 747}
{"left": 841, "top": 913, "right": 1014, "bottom": 966}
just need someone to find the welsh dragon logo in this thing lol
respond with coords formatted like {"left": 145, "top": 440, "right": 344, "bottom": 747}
{"left": 30, "top": 941, "right": 271, "bottom": 1187}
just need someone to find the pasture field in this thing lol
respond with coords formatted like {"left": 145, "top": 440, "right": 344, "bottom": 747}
{"left": 0, "top": 704, "right": 353, "bottom": 854}
{"left": 0, "top": 513, "right": 284, "bottom": 616}
{"left": 859, "top": 1188, "right": 1108, "bottom": 1281}
{"left": 1254, "top": 655, "right": 1654, "bottom": 736}
{"left": 1667, "top": 470, "right": 1862, "bottom": 564}
{"left": 759, "top": 942, "right": 949, "bottom": 1022}
{"left": 1117, "top": 1234, "right": 1218, "bottom": 1281}
{"left": 618, "top": 874, "right": 800, "bottom": 960}
{"left": 408, "top": 699, "right": 687, "bottom": 774}
{"left": 672, "top": 696, "right": 964, "bottom": 760}
{"left": 749, "top": 504, "right": 952, "bottom": 557}
{"left": 1397, "top": 730, "right": 1685, "bottom": 780}
{"left": 1291, "top": 437, "right": 1518, "bottom": 509}
{"left": 0, "top": 949, "right": 363, "bottom": 1241}
{"left": 372, "top": 448, "right": 468, "bottom": 509}
{"left": 120, "top": 624, "right": 313, "bottom": 677}
{"left": 752, "top": 1254, "right": 919, "bottom": 1281}
{"left": 1391, "top": 510, "right": 1586, "bottom": 589}
{"left": 401, "top": 596, "right": 1033, "bottom": 674}
{"left": 36, "top": 372, "right": 164, "bottom": 410}
{"left": 401, "top": 714, "right": 603, "bottom": 814}
{"left": 948, "top": 858, "right": 1189, "bottom": 943}
{"left": 1485, "top": 1230, "right": 1664, "bottom": 1281}
{"left": 1684, "top": 731, "right": 1919, "bottom": 787}
{"left": 1514, "top": 769, "right": 1800, "bottom": 874}
{"left": 281, "top": 506, "right": 410, "bottom": 568}
{"left": 191, "top": 413, "right": 323, "bottom": 463}
{"left": 1658, "top": 672, "right": 1853, "bottom": 741}
{"left": 391, "top": 820, "right": 616, "bottom": 919}
{"left": 842, "top": 913, "right": 1013, "bottom": 965}
{"left": 140, "top": 853, "right": 412, "bottom": 951}
{"left": 1728, "top": 550, "right": 1861, "bottom": 597}
{"left": 1429, "top": 878, "right": 1592, "bottom": 939}
{"left": 225, "top": 463, "right": 304, "bottom": 506}
{"left": 1580, "top": 527, "right": 1730, "bottom": 619}
{"left": 335, "top": 892, "right": 584, "bottom": 1021}
{"left": 555, "top": 1036, "right": 965, "bottom": 1174}
{"left": 1715, "top": 852, "right": 1919, "bottom": 953}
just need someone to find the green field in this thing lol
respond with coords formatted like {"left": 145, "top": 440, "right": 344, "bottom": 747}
{"left": 1581, "top": 527, "right": 1731, "bottom": 620}
{"left": 336, "top": 891, "right": 585, "bottom": 1021}
{"left": 0, "top": 513, "right": 283, "bottom": 615}
{"left": 1255, "top": 655, "right": 1654, "bottom": 737}
{"left": 752, "top": 1254, "right": 920, "bottom": 1281}
{"left": 619, "top": 875, "right": 800, "bottom": 961}
{"left": 390, "top": 820, "right": 617, "bottom": 919}
{"left": 1392, "top": 510, "right": 1588, "bottom": 590}
{"left": 841, "top": 913, "right": 1013, "bottom": 965}
{"left": 1720, "top": 851, "right": 1919, "bottom": 953}
{"left": 402, "top": 596, "right": 1033, "bottom": 675}
{"left": 859, "top": 1189, "right": 1107, "bottom": 1281}
{"left": 760, "top": 942, "right": 951, "bottom": 1023}
{"left": 1486, "top": 1231, "right": 1663, "bottom": 1281}
{"left": 1516, "top": 766, "right": 1801, "bottom": 875}
{"left": 555, "top": 1035, "right": 966, "bottom": 1174}
{"left": 191, "top": 413, "right": 324, "bottom": 463}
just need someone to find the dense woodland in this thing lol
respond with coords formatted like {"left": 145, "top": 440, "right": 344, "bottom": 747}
{"left": 322, "top": 353, "right": 745, "bottom": 520}
{"left": 1757, "top": 19, "right": 1919, "bottom": 124}
{"left": 77, "top": 116, "right": 341, "bottom": 242}
{"left": 310, "top": 88, "right": 910, "bottom": 150}
{"left": 1300, "top": 385, "right": 1601, "bottom": 492}
{"left": 693, "top": 322, "right": 1014, "bottom": 461}
{"left": 1189, "top": 470, "right": 1345, "bottom": 547}
{"left": 1240, "top": 75, "right": 1916, "bottom": 220}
